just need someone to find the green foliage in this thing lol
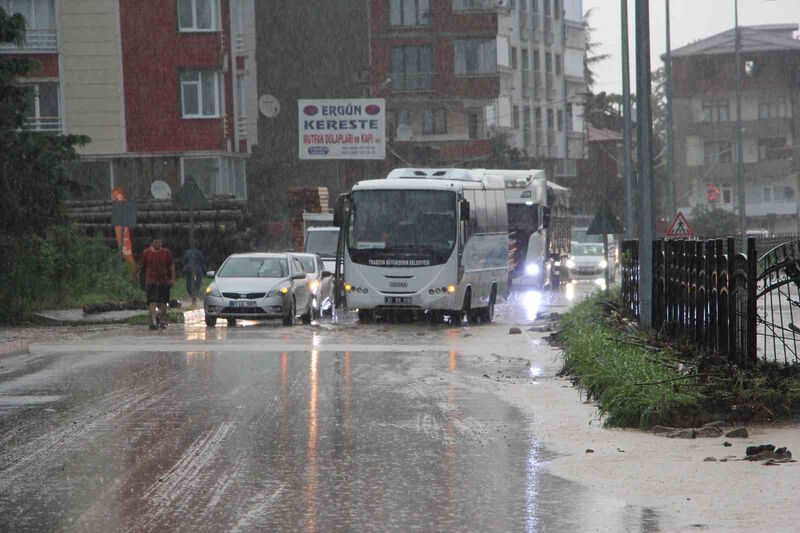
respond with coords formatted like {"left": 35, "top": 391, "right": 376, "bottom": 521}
{"left": 689, "top": 204, "right": 739, "bottom": 237}
{"left": 0, "top": 226, "right": 138, "bottom": 321}
{"left": 0, "top": 7, "right": 90, "bottom": 236}
{"left": 559, "top": 292, "right": 702, "bottom": 428}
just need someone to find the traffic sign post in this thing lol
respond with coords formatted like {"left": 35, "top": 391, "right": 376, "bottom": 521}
{"left": 666, "top": 211, "right": 694, "bottom": 238}
{"left": 587, "top": 205, "right": 625, "bottom": 290}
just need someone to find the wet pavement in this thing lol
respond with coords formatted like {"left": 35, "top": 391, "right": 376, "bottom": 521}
{"left": 0, "top": 282, "right": 660, "bottom": 532}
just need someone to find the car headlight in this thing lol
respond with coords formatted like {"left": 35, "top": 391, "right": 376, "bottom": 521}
{"left": 205, "top": 284, "right": 221, "bottom": 297}
{"left": 598, "top": 259, "right": 608, "bottom": 269}
{"left": 267, "top": 286, "right": 290, "bottom": 298}
{"left": 525, "top": 263, "right": 540, "bottom": 276}
{"left": 308, "top": 280, "right": 321, "bottom": 293}
{"left": 566, "top": 259, "right": 576, "bottom": 269}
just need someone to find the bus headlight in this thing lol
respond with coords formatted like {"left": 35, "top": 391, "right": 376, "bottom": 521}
{"left": 598, "top": 259, "right": 608, "bottom": 269}
{"left": 525, "top": 263, "right": 540, "bottom": 276}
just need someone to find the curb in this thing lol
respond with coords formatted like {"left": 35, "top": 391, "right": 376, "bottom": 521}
{"left": 0, "top": 338, "right": 29, "bottom": 357}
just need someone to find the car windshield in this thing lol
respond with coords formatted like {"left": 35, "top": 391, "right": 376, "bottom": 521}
{"left": 217, "top": 257, "right": 289, "bottom": 278}
{"left": 349, "top": 189, "right": 457, "bottom": 253}
{"left": 572, "top": 244, "right": 605, "bottom": 257}
{"left": 297, "top": 256, "right": 316, "bottom": 273}
{"left": 305, "top": 230, "right": 339, "bottom": 257}
{"left": 571, "top": 228, "right": 604, "bottom": 244}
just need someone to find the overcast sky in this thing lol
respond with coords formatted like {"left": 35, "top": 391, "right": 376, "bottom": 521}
{"left": 583, "top": 0, "right": 800, "bottom": 94}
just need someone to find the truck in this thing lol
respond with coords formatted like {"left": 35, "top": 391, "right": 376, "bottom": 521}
{"left": 499, "top": 169, "right": 571, "bottom": 289}
{"left": 333, "top": 168, "right": 510, "bottom": 323}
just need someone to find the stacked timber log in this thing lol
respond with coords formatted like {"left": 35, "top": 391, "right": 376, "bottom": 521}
{"left": 65, "top": 198, "right": 248, "bottom": 266}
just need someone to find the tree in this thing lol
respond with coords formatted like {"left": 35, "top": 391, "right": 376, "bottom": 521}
{"left": 0, "top": 7, "right": 89, "bottom": 238}
{"left": 584, "top": 8, "right": 610, "bottom": 90}
{"left": 689, "top": 204, "right": 740, "bottom": 237}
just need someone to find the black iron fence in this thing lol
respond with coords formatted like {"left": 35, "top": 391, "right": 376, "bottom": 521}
{"left": 622, "top": 238, "right": 762, "bottom": 366}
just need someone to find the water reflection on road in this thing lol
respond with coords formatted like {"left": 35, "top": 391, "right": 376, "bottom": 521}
{"left": 0, "top": 280, "right": 660, "bottom": 532}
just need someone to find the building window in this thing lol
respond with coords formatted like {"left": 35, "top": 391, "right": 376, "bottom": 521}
{"left": 544, "top": 0, "right": 550, "bottom": 16}
{"left": 722, "top": 185, "right": 732, "bottom": 204}
{"left": 423, "top": 108, "right": 447, "bottom": 135}
{"left": 512, "top": 105, "right": 520, "bottom": 129}
{"left": 533, "top": 49, "right": 540, "bottom": 72}
{"left": 521, "top": 48, "right": 529, "bottom": 73}
{"left": 557, "top": 110, "right": 563, "bottom": 131}
{"left": 467, "top": 111, "right": 479, "bottom": 139}
{"left": 523, "top": 105, "right": 531, "bottom": 138}
{"left": 758, "top": 137, "right": 790, "bottom": 161}
{"left": 0, "top": 0, "right": 56, "bottom": 50}
{"left": 758, "top": 94, "right": 788, "bottom": 120}
{"left": 454, "top": 39, "right": 497, "bottom": 75}
{"left": 703, "top": 140, "right": 733, "bottom": 164}
{"left": 182, "top": 157, "right": 247, "bottom": 199}
{"left": 21, "top": 82, "right": 60, "bottom": 132}
{"left": 566, "top": 103, "right": 573, "bottom": 131}
{"left": 553, "top": 0, "right": 560, "bottom": 19}
{"left": 180, "top": 71, "right": 221, "bottom": 118}
{"left": 555, "top": 53, "right": 562, "bottom": 76}
{"left": 762, "top": 186, "right": 773, "bottom": 203}
{"left": 453, "top": 0, "right": 501, "bottom": 10}
{"left": 534, "top": 107, "right": 542, "bottom": 129}
{"left": 391, "top": 45, "right": 433, "bottom": 91}
{"left": 545, "top": 52, "right": 553, "bottom": 73}
{"left": 389, "top": 0, "right": 431, "bottom": 27}
{"left": 546, "top": 109, "right": 554, "bottom": 130}
{"left": 701, "top": 98, "right": 729, "bottom": 122}
{"left": 511, "top": 47, "right": 518, "bottom": 69}
{"left": 178, "top": 0, "right": 219, "bottom": 32}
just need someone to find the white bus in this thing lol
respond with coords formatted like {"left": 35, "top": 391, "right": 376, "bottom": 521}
{"left": 334, "top": 168, "right": 509, "bottom": 323}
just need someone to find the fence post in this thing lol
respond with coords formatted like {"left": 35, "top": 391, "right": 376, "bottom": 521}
{"left": 747, "top": 237, "right": 758, "bottom": 364}
{"left": 727, "top": 237, "right": 736, "bottom": 362}
{"left": 696, "top": 240, "right": 704, "bottom": 345}
{"left": 715, "top": 239, "right": 725, "bottom": 355}
{"left": 706, "top": 239, "right": 715, "bottom": 355}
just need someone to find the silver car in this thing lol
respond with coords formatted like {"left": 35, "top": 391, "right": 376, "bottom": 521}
{"left": 290, "top": 252, "right": 335, "bottom": 316}
{"left": 204, "top": 253, "right": 314, "bottom": 327}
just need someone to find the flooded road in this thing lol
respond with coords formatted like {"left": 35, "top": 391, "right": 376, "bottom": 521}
{"left": 0, "top": 283, "right": 659, "bottom": 532}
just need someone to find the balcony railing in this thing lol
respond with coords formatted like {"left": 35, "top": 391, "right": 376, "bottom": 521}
{"left": 0, "top": 29, "right": 58, "bottom": 53}
{"left": 234, "top": 34, "right": 245, "bottom": 55}
{"left": 452, "top": 0, "right": 510, "bottom": 12}
{"left": 236, "top": 116, "right": 248, "bottom": 138}
{"left": 391, "top": 72, "right": 434, "bottom": 92}
{"left": 24, "top": 116, "right": 62, "bottom": 133}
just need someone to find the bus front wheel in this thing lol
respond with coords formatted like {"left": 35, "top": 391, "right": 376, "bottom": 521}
{"left": 358, "top": 309, "right": 375, "bottom": 323}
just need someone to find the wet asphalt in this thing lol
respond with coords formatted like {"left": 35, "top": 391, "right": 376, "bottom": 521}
{"left": 0, "top": 282, "right": 659, "bottom": 532}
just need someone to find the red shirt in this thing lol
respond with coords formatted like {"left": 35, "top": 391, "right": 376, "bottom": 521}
{"left": 141, "top": 247, "right": 174, "bottom": 285}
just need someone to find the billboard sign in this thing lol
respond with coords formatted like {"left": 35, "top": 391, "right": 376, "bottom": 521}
{"left": 298, "top": 98, "right": 385, "bottom": 160}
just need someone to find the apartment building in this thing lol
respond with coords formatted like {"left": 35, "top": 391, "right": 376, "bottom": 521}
{"left": 1, "top": 0, "right": 258, "bottom": 201}
{"left": 369, "top": 0, "right": 586, "bottom": 176}
{"left": 672, "top": 24, "right": 800, "bottom": 233}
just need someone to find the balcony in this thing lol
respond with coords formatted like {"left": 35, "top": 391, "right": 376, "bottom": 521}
{"left": 452, "top": 0, "right": 510, "bottom": 12}
{"left": 391, "top": 72, "right": 434, "bottom": 93}
{"left": 23, "top": 116, "right": 61, "bottom": 133}
{"left": 0, "top": 29, "right": 58, "bottom": 53}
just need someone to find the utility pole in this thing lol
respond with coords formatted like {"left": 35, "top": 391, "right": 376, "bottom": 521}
{"left": 621, "top": 0, "right": 634, "bottom": 239}
{"left": 735, "top": 0, "right": 747, "bottom": 240}
{"left": 635, "top": 0, "right": 655, "bottom": 328}
{"left": 665, "top": 0, "right": 675, "bottom": 219}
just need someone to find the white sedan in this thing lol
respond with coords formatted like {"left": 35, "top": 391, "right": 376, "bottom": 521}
{"left": 289, "top": 252, "right": 335, "bottom": 316}
{"left": 204, "top": 253, "right": 314, "bottom": 327}
{"left": 566, "top": 243, "right": 615, "bottom": 280}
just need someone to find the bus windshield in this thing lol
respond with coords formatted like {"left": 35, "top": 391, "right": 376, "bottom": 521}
{"left": 349, "top": 189, "right": 457, "bottom": 265}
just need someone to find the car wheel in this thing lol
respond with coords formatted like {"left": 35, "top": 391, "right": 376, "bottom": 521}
{"left": 282, "top": 298, "right": 295, "bottom": 326}
{"left": 227, "top": 317, "right": 237, "bottom": 327}
{"left": 205, "top": 316, "right": 217, "bottom": 327}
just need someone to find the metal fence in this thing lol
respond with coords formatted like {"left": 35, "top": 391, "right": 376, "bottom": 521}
{"left": 621, "top": 238, "right": 759, "bottom": 366}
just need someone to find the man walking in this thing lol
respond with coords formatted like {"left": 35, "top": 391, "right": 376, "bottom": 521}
{"left": 182, "top": 246, "right": 208, "bottom": 307}
{"left": 140, "top": 237, "right": 176, "bottom": 330}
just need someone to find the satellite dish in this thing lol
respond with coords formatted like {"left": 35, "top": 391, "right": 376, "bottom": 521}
{"left": 150, "top": 180, "right": 172, "bottom": 201}
{"left": 259, "top": 94, "right": 280, "bottom": 118}
{"left": 396, "top": 124, "right": 413, "bottom": 141}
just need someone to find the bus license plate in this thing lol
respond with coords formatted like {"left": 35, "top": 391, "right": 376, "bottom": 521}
{"left": 384, "top": 296, "right": 411, "bottom": 305}
{"left": 231, "top": 300, "right": 256, "bottom": 308}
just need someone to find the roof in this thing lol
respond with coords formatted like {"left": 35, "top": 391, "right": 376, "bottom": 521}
{"left": 671, "top": 24, "right": 800, "bottom": 58}
{"left": 587, "top": 126, "right": 622, "bottom": 143}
